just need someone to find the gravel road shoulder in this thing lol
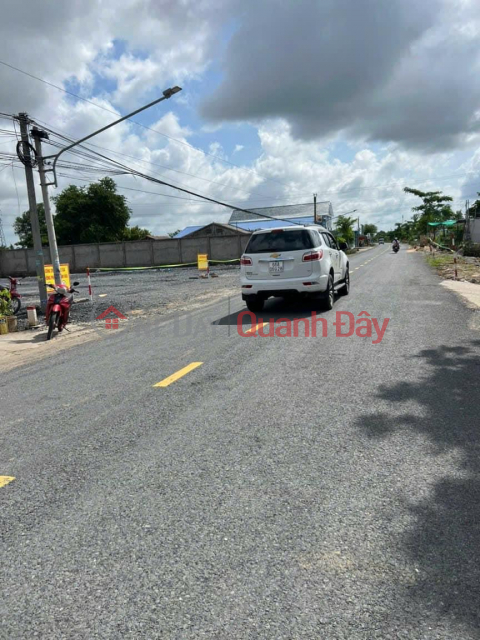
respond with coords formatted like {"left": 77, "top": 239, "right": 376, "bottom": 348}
{"left": 1, "top": 266, "right": 240, "bottom": 371}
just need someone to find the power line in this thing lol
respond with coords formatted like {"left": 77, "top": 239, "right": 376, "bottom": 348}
{"left": 11, "top": 163, "right": 21, "bottom": 217}
{"left": 31, "top": 117, "right": 309, "bottom": 202}
{"left": 35, "top": 135, "right": 309, "bottom": 227}
{"left": 32, "top": 117, "right": 478, "bottom": 204}
{"left": 0, "top": 59, "right": 297, "bottom": 192}
{"left": 55, "top": 171, "right": 331, "bottom": 211}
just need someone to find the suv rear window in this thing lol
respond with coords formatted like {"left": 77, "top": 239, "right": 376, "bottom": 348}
{"left": 246, "top": 229, "right": 314, "bottom": 253}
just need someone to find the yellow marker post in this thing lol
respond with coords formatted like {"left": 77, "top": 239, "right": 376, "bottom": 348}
{"left": 197, "top": 254, "right": 208, "bottom": 270}
{"left": 154, "top": 362, "right": 203, "bottom": 387}
{"left": 0, "top": 476, "right": 15, "bottom": 488}
{"left": 197, "top": 254, "right": 209, "bottom": 277}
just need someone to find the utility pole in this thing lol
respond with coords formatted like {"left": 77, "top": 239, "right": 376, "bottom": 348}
{"left": 0, "top": 210, "right": 6, "bottom": 247}
{"left": 313, "top": 193, "right": 317, "bottom": 224}
{"left": 31, "top": 128, "right": 62, "bottom": 285}
{"left": 464, "top": 199, "right": 471, "bottom": 244}
{"left": 16, "top": 113, "right": 48, "bottom": 310}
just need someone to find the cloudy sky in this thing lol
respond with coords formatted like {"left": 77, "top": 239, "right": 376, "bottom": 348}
{"left": 1, "top": 0, "right": 480, "bottom": 245}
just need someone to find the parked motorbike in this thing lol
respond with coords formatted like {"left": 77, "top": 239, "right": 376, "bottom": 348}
{"left": 45, "top": 281, "right": 80, "bottom": 340}
{"left": 0, "top": 276, "right": 22, "bottom": 315}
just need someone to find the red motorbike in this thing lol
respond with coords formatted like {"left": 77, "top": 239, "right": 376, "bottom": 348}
{"left": 45, "top": 281, "right": 80, "bottom": 340}
{"left": 1, "top": 276, "right": 22, "bottom": 315}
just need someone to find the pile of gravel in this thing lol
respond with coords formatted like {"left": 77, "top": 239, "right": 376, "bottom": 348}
{"left": 12, "top": 265, "right": 240, "bottom": 326}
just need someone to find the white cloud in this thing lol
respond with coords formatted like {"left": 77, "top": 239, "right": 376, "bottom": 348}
{"left": 0, "top": 0, "right": 477, "bottom": 248}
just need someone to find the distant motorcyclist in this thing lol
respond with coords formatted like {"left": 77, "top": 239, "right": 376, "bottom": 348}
{"left": 392, "top": 238, "right": 399, "bottom": 249}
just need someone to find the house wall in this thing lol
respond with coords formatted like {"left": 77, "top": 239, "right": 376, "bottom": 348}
{"left": 0, "top": 235, "right": 251, "bottom": 276}
{"left": 470, "top": 219, "right": 480, "bottom": 243}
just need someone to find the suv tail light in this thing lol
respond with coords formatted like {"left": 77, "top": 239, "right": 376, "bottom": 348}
{"left": 302, "top": 250, "right": 323, "bottom": 262}
{"left": 240, "top": 256, "right": 252, "bottom": 266}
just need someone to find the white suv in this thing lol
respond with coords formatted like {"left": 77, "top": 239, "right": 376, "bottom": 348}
{"left": 240, "top": 225, "right": 350, "bottom": 312}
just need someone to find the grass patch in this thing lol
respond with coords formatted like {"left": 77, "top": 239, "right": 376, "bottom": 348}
{"left": 425, "top": 253, "right": 480, "bottom": 283}
{"left": 425, "top": 255, "right": 453, "bottom": 269}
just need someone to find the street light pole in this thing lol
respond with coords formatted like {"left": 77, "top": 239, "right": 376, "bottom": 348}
{"left": 43, "top": 86, "right": 182, "bottom": 187}
{"left": 16, "top": 113, "right": 48, "bottom": 309}
{"left": 28, "top": 86, "right": 182, "bottom": 285}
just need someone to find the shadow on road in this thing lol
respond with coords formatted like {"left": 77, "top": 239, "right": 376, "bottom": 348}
{"left": 355, "top": 341, "right": 480, "bottom": 628}
{"left": 4, "top": 332, "right": 46, "bottom": 344}
{"left": 213, "top": 296, "right": 331, "bottom": 326}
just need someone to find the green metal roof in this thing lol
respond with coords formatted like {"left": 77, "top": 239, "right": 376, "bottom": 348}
{"left": 427, "top": 220, "right": 459, "bottom": 227}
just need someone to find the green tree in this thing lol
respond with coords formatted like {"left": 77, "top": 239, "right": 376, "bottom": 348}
{"left": 13, "top": 203, "right": 48, "bottom": 248}
{"left": 334, "top": 215, "right": 355, "bottom": 244}
{"left": 362, "top": 223, "right": 378, "bottom": 237}
{"left": 53, "top": 177, "right": 131, "bottom": 245}
{"left": 403, "top": 187, "right": 454, "bottom": 235}
{"left": 469, "top": 193, "right": 480, "bottom": 218}
{"left": 121, "top": 225, "right": 152, "bottom": 241}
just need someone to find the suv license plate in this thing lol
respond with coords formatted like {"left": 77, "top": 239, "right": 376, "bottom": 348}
{"left": 269, "top": 261, "right": 284, "bottom": 273}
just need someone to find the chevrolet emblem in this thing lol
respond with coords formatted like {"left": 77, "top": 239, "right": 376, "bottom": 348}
{"left": 270, "top": 253, "right": 281, "bottom": 258}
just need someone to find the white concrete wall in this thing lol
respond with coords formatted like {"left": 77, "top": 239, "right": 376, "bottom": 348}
{"left": 0, "top": 235, "right": 250, "bottom": 276}
{"left": 469, "top": 219, "right": 480, "bottom": 243}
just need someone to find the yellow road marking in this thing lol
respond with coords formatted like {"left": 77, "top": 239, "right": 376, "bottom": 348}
{"left": 153, "top": 362, "right": 203, "bottom": 387}
{"left": 244, "top": 321, "right": 269, "bottom": 336}
{"left": 98, "top": 294, "right": 107, "bottom": 298}
{"left": 0, "top": 476, "right": 15, "bottom": 488}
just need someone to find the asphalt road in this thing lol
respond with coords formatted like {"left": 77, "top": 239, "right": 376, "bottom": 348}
{"left": 1, "top": 245, "right": 480, "bottom": 639}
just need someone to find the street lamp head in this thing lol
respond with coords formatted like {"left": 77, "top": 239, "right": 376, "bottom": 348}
{"left": 163, "top": 86, "right": 182, "bottom": 99}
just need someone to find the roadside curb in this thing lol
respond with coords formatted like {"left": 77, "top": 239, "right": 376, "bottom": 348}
{"left": 440, "top": 280, "right": 480, "bottom": 310}
{"left": 347, "top": 245, "right": 376, "bottom": 255}
{"left": 0, "top": 324, "right": 99, "bottom": 373}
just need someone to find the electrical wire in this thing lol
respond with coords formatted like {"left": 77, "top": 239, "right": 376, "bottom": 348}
{"left": 27, "top": 125, "right": 301, "bottom": 222}
{"left": 31, "top": 117, "right": 308, "bottom": 203}
{"left": 31, "top": 116, "right": 478, "bottom": 204}
{"left": 0, "top": 59, "right": 298, "bottom": 192}
{"left": 44, "top": 142, "right": 309, "bottom": 226}
{"left": 11, "top": 163, "right": 21, "bottom": 217}
{"left": 48, "top": 143, "right": 478, "bottom": 219}
{"left": 56, "top": 170, "right": 333, "bottom": 214}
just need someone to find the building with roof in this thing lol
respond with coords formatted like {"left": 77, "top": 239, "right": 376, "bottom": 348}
{"left": 228, "top": 202, "right": 333, "bottom": 231}
{"left": 173, "top": 222, "right": 251, "bottom": 239}
{"left": 143, "top": 234, "right": 171, "bottom": 240}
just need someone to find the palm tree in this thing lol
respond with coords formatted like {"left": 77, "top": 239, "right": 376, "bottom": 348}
{"left": 334, "top": 216, "right": 355, "bottom": 245}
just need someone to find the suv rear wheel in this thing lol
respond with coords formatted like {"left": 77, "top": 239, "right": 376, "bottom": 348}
{"left": 322, "top": 274, "right": 335, "bottom": 310}
{"left": 339, "top": 266, "right": 350, "bottom": 296}
{"left": 246, "top": 296, "right": 264, "bottom": 313}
